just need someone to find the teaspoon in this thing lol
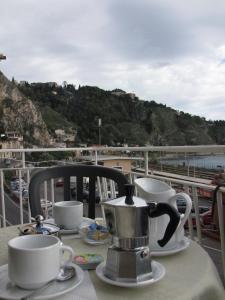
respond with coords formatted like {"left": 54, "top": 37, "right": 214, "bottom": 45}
{"left": 21, "top": 265, "right": 76, "bottom": 300}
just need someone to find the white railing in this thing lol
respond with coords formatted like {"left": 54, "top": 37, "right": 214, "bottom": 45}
{"left": 0, "top": 145, "right": 225, "bottom": 281}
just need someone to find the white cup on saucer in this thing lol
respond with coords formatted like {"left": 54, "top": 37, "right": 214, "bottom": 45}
{"left": 8, "top": 235, "right": 74, "bottom": 290}
{"left": 53, "top": 201, "right": 83, "bottom": 230}
{"left": 135, "top": 178, "right": 192, "bottom": 252}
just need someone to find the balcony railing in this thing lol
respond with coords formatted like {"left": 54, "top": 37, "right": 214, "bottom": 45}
{"left": 0, "top": 145, "right": 225, "bottom": 282}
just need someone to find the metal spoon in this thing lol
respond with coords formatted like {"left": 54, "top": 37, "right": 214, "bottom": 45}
{"left": 21, "top": 265, "right": 76, "bottom": 300}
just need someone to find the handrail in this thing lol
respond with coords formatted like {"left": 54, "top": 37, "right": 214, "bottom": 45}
{"left": 0, "top": 146, "right": 225, "bottom": 281}
{"left": 1, "top": 144, "right": 225, "bottom": 153}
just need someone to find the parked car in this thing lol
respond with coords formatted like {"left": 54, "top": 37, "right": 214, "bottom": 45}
{"left": 175, "top": 195, "right": 212, "bottom": 228}
{"left": 55, "top": 178, "right": 64, "bottom": 187}
{"left": 55, "top": 177, "right": 81, "bottom": 188}
{"left": 10, "top": 177, "right": 27, "bottom": 191}
{"left": 184, "top": 206, "right": 211, "bottom": 228}
{"left": 199, "top": 209, "right": 213, "bottom": 226}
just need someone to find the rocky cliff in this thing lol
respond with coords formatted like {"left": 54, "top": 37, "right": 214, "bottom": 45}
{"left": 0, "top": 71, "right": 50, "bottom": 146}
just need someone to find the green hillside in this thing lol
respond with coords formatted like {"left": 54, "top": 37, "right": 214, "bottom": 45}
{"left": 18, "top": 82, "right": 225, "bottom": 146}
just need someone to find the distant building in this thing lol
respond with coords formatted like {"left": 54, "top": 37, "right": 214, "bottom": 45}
{"left": 30, "top": 82, "right": 58, "bottom": 88}
{"left": 111, "top": 89, "right": 137, "bottom": 99}
{"left": 62, "top": 81, "right": 67, "bottom": 88}
{"left": 0, "top": 131, "right": 24, "bottom": 159}
{"left": 64, "top": 134, "right": 76, "bottom": 142}
{"left": 127, "top": 93, "right": 137, "bottom": 100}
{"left": 111, "top": 89, "right": 126, "bottom": 96}
{"left": 80, "top": 155, "right": 144, "bottom": 174}
{"left": 54, "top": 129, "right": 76, "bottom": 147}
{"left": 5, "top": 131, "right": 23, "bottom": 142}
{"left": 19, "top": 81, "right": 28, "bottom": 86}
{"left": 46, "top": 82, "right": 58, "bottom": 88}
{"left": 51, "top": 142, "right": 67, "bottom": 148}
{"left": 55, "top": 129, "right": 65, "bottom": 137}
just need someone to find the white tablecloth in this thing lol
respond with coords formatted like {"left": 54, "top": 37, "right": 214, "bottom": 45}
{"left": 0, "top": 226, "right": 224, "bottom": 300}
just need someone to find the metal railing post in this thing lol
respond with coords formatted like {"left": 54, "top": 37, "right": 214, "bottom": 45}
{"left": 184, "top": 185, "right": 194, "bottom": 240}
{"left": 51, "top": 179, "right": 55, "bottom": 205}
{"left": 95, "top": 150, "right": 98, "bottom": 165}
{"left": 97, "top": 177, "right": 103, "bottom": 202}
{"left": 217, "top": 190, "right": 225, "bottom": 281}
{"left": 109, "top": 180, "right": 116, "bottom": 199}
{"left": 26, "top": 169, "right": 31, "bottom": 223}
{"left": 19, "top": 170, "right": 24, "bottom": 225}
{"left": 192, "top": 186, "right": 202, "bottom": 244}
{"left": 0, "top": 170, "right": 6, "bottom": 227}
{"left": 22, "top": 152, "right": 26, "bottom": 169}
{"left": 44, "top": 181, "right": 48, "bottom": 219}
{"left": 129, "top": 172, "right": 133, "bottom": 184}
{"left": 144, "top": 151, "right": 148, "bottom": 176}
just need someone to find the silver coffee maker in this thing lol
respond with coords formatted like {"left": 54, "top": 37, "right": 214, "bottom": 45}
{"left": 101, "top": 184, "right": 180, "bottom": 283}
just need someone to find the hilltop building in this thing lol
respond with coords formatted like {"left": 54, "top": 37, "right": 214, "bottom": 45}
{"left": 50, "top": 129, "right": 77, "bottom": 148}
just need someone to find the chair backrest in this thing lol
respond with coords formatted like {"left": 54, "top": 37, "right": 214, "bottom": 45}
{"left": 29, "top": 164, "right": 129, "bottom": 219}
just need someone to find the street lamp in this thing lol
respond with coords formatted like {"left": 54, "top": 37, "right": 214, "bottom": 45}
{"left": 98, "top": 118, "right": 102, "bottom": 146}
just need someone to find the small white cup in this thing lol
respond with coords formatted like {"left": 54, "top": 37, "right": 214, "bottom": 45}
{"left": 53, "top": 201, "right": 83, "bottom": 230}
{"left": 8, "top": 235, "right": 74, "bottom": 289}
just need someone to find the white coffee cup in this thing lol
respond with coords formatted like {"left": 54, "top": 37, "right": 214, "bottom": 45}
{"left": 135, "top": 177, "right": 192, "bottom": 251}
{"left": 53, "top": 201, "right": 83, "bottom": 230}
{"left": 8, "top": 235, "right": 74, "bottom": 289}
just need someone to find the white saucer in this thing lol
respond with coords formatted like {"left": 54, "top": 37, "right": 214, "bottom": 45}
{"left": 96, "top": 260, "right": 165, "bottom": 288}
{"left": 151, "top": 237, "right": 190, "bottom": 257}
{"left": 78, "top": 220, "right": 110, "bottom": 245}
{"left": 58, "top": 217, "right": 94, "bottom": 235}
{"left": 0, "top": 263, "right": 84, "bottom": 300}
{"left": 60, "top": 228, "right": 79, "bottom": 234}
{"left": 82, "top": 236, "right": 110, "bottom": 245}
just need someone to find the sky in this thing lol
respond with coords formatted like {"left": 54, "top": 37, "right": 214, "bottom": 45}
{"left": 1, "top": 0, "right": 225, "bottom": 121}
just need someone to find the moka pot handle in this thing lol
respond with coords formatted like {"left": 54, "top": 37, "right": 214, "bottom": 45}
{"left": 169, "top": 192, "right": 192, "bottom": 236}
{"left": 148, "top": 202, "right": 180, "bottom": 247}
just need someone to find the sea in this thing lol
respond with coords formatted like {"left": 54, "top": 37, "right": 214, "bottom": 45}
{"left": 161, "top": 154, "right": 225, "bottom": 170}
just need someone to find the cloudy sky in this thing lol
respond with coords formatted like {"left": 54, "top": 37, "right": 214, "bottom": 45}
{"left": 1, "top": 0, "right": 225, "bottom": 120}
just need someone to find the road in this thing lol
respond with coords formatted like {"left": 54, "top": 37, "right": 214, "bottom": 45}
{"left": 0, "top": 183, "right": 66, "bottom": 227}
{"left": 0, "top": 192, "right": 29, "bottom": 226}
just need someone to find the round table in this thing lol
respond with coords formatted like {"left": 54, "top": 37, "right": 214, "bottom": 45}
{"left": 0, "top": 226, "right": 224, "bottom": 300}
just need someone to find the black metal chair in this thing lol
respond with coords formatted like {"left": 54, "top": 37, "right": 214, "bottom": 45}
{"left": 29, "top": 164, "right": 129, "bottom": 219}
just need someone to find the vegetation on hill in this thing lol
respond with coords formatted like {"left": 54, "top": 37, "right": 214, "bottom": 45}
{"left": 17, "top": 81, "right": 225, "bottom": 146}
{"left": 0, "top": 71, "right": 50, "bottom": 146}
